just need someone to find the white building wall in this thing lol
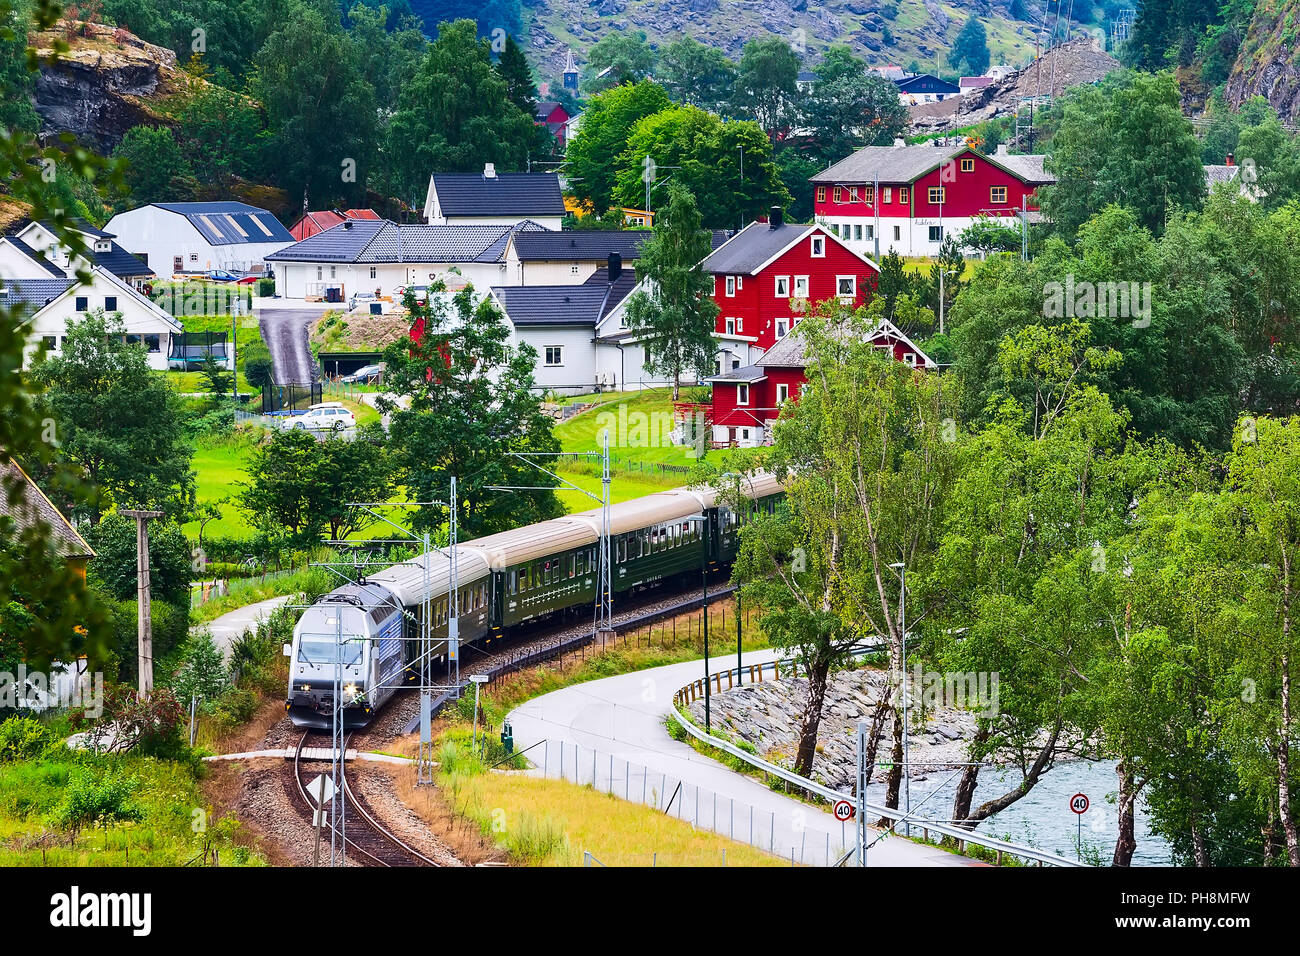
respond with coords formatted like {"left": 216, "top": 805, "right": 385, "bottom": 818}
{"left": 23, "top": 273, "right": 178, "bottom": 371}
{"left": 105, "top": 206, "right": 291, "bottom": 275}
{"left": 512, "top": 325, "right": 598, "bottom": 395}
{"left": 273, "top": 260, "right": 508, "bottom": 300}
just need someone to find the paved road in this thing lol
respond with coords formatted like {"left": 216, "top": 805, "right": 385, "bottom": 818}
{"left": 507, "top": 649, "right": 974, "bottom": 866}
{"left": 192, "top": 595, "right": 291, "bottom": 662}
{"left": 259, "top": 307, "right": 328, "bottom": 384}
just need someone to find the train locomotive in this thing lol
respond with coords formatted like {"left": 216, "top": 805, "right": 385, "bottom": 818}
{"left": 285, "top": 475, "right": 782, "bottom": 728}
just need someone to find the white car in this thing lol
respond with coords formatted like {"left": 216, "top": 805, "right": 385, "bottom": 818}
{"left": 349, "top": 291, "right": 379, "bottom": 312}
{"left": 283, "top": 402, "right": 357, "bottom": 433}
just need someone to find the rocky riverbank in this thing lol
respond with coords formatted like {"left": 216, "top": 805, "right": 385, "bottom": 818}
{"left": 685, "top": 664, "right": 982, "bottom": 792}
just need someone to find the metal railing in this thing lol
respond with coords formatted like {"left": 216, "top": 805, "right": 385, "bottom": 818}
{"left": 671, "top": 659, "right": 1089, "bottom": 868}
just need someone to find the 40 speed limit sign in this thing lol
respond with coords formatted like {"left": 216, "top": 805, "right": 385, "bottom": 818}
{"left": 833, "top": 800, "right": 855, "bottom": 822}
{"left": 1070, "top": 793, "right": 1089, "bottom": 814}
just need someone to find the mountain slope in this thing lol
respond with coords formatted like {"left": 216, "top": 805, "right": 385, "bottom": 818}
{"left": 1224, "top": 0, "right": 1300, "bottom": 122}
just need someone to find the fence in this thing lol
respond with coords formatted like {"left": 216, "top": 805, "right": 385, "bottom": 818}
{"left": 550, "top": 452, "right": 694, "bottom": 482}
{"left": 262, "top": 381, "right": 322, "bottom": 414}
{"left": 528, "top": 737, "right": 852, "bottom": 866}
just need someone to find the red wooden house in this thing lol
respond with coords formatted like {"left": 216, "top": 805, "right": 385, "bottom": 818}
{"left": 810, "top": 141, "right": 1053, "bottom": 258}
{"left": 707, "top": 318, "right": 935, "bottom": 448}
{"left": 535, "top": 101, "right": 572, "bottom": 148}
{"left": 289, "top": 208, "right": 381, "bottom": 241}
{"left": 703, "top": 211, "right": 881, "bottom": 375}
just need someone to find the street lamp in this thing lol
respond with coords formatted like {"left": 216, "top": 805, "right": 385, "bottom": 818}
{"left": 889, "top": 561, "right": 910, "bottom": 837}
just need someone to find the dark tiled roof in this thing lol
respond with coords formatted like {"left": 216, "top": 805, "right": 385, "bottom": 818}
{"left": 43, "top": 218, "right": 114, "bottom": 239}
{"left": 895, "top": 74, "right": 961, "bottom": 93}
{"left": 492, "top": 268, "right": 636, "bottom": 327}
{"left": 268, "top": 220, "right": 537, "bottom": 264}
{"left": 92, "top": 242, "right": 152, "bottom": 278}
{"left": 0, "top": 456, "right": 94, "bottom": 559}
{"left": 5, "top": 237, "right": 65, "bottom": 277}
{"left": 0, "top": 277, "right": 75, "bottom": 310}
{"left": 511, "top": 230, "right": 648, "bottom": 262}
{"left": 153, "top": 202, "right": 293, "bottom": 245}
{"left": 811, "top": 143, "right": 965, "bottom": 184}
{"left": 701, "top": 222, "right": 814, "bottom": 275}
{"left": 431, "top": 173, "right": 566, "bottom": 218}
{"left": 707, "top": 364, "right": 767, "bottom": 383}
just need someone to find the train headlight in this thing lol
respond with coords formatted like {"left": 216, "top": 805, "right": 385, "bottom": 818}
{"left": 345, "top": 683, "right": 358, "bottom": 700}
{"left": 300, "top": 684, "right": 311, "bottom": 691}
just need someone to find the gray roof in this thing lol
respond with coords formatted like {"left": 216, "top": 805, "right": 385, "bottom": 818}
{"left": 0, "top": 277, "right": 75, "bottom": 310}
{"left": 267, "top": 220, "right": 525, "bottom": 264}
{"left": 492, "top": 268, "right": 637, "bottom": 327}
{"left": 811, "top": 143, "right": 965, "bottom": 185}
{"left": 431, "top": 172, "right": 566, "bottom": 218}
{"left": 0, "top": 456, "right": 94, "bottom": 559}
{"left": 1204, "top": 164, "right": 1242, "bottom": 186}
{"left": 701, "top": 222, "right": 815, "bottom": 275}
{"left": 995, "top": 152, "right": 1056, "bottom": 184}
{"left": 757, "top": 331, "right": 810, "bottom": 368}
{"left": 91, "top": 242, "right": 152, "bottom": 278}
{"left": 511, "top": 230, "right": 648, "bottom": 262}
{"left": 707, "top": 364, "right": 767, "bottom": 383}
{"left": 153, "top": 201, "right": 293, "bottom": 245}
{"left": 5, "top": 237, "right": 65, "bottom": 277}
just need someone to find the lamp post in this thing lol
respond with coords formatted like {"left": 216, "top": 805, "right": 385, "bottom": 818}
{"left": 890, "top": 561, "right": 910, "bottom": 837}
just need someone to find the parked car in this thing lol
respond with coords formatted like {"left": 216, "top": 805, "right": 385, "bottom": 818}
{"left": 204, "top": 270, "right": 241, "bottom": 283}
{"left": 281, "top": 402, "right": 357, "bottom": 433}
{"left": 340, "top": 363, "right": 383, "bottom": 384}
{"left": 349, "top": 291, "right": 378, "bottom": 312}
{"left": 395, "top": 285, "right": 428, "bottom": 306}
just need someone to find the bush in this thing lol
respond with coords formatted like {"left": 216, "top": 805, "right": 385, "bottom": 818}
{"left": 256, "top": 277, "right": 275, "bottom": 297}
{"left": 172, "top": 632, "right": 228, "bottom": 702}
{"left": 243, "top": 349, "right": 275, "bottom": 390}
{"left": 49, "top": 767, "right": 141, "bottom": 843}
{"left": 0, "top": 717, "right": 54, "bottom": 762}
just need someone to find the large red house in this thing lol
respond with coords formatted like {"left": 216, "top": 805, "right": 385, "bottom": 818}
{"left": 706, "top": 319, "right": 935, "bottom": 448}
{"left": 702, "top": 213, "right": 880, "bottom": 375}
{"left": 810, "top": 141, "right": 1053, "bottom": 258}
{"left": 535, "top": 101, "right": 572, "bottom": 148}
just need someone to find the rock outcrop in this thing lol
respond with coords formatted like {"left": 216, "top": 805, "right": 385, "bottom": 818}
{"left": 1224, "top": 1, "right": 1300, "bottom": 123}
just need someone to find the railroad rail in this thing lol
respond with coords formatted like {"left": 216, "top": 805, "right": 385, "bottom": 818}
{"left": 290, "top": 730, "right": 439, "bottom": 867}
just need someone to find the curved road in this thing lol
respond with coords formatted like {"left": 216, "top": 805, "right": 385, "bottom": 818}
{"left": 507, "top": 649, "right": 974, "bottom": 867}
{"left": 259, "top": 307, "right": 327, "bottom": 384}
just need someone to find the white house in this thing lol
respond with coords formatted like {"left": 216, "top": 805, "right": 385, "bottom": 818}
{"left": 265, "top": 218, "right": 552, "bottom": 301}
{"left": 5, "top": 219, "right": 154, "bottom": 289}
{"left": 501, "top": 230, "right": 649, "bottom": 286}
{"left": 422, "top": 165, "right": 566, "bottom": 229}
{"left": 2, "top": 264, "right": 183, "bottom": 371}
{"left": 103, "top": 201, "right": 294, "bottom": 277}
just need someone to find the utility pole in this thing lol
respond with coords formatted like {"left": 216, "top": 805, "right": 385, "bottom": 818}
{"left": 121, "top": 509, "right": 163, "bottom": 696}
{"left": 890, "top": 561, "right": 910, "bottom": 838}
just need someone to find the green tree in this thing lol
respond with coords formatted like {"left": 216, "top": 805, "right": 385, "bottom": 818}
{"left": 172, "top": 80, "right": 263, "bottom": 191}
{"left": 731, "top": 37, "right": 799, "bottom": 139}
{"left": 948, "top": 16, "right": 990, "bottom": 75}
{"left": 657, "top": 35, "right": 735, "bottom": 113}
{"left": 85, "top": 515, "right": 191, "bottom": 606}
{"left": 583, "top": 30, "right": 657, "bottom": 93}
{"left": 381, "top": 285, "right": 562, "bottom": 538}
{"left": 31, "top": 311, "right": 195, "bottom": 524}
{"left": 802, "top": 55, "right": 907, "bottom": 166}
{"left": 385, "top": 19, "right": 536, "bottom": 202}
{"left": 564, "top": 79, "right": 672, "bottom": 214}
{"left": 957, "top": 214, "right": 1022, "bottom": 256}
{"left": 111, "top": 126, "right": 193, "bottom": 203}
{"left": 621, "top": 184, "right": 720, "bottom": 400}
{"left": 496, "top": 33, "right": 537, "bottom": 116}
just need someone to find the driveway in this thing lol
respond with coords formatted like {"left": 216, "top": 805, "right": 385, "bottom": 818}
{"left": 507, "top": 649, "right": 975, "bottom": 866}
{"left": 259, "top": 307, "right": 328, "bottom": 384}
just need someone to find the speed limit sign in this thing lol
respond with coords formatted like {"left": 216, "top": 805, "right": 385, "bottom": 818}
{"left": 1070, "top": 793, "right": 1089, "bottom": 815}
{"left": 833, "top": 799, "right": 855, "bottom": 822}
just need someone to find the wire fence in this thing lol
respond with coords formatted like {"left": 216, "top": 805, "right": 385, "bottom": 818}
{"left": 528, "top": 737, "right": 851, "bottom": 866}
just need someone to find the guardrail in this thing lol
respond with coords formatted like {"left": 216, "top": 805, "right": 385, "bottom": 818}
{"left": 671, "top": 659, "right": 1088, "bottom": 868}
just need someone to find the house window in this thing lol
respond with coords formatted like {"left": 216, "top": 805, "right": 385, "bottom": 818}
{"left": 143, "top": 334, "right": 160, "bottom": 353}
{"left": 173, "top": 256, "right": 183, "bottom": 273}
{"left": 883, "top": 187, "right": 892, "bottom": 203}
{"left": 928, "top": 187, "right": 946, "bottom": 204}
{"left": 848, "top": 186, "right": 860, "bottom": 202}
{"left": 836, "top": 276, "right": 856, "bottom": 298}
{"left": 104, "top": 296, "right": 117, "bottom": 312}
{"left": 75, "top": 296, "right": 88, "bottom": 312}
{"left": 833, "top": 186, "right": 843, "bottom": 203}
{"left": 816, "top": 186, "right": 826, "bottom": 203}
{"left": 725, "top": 276, "right": 736, "bottom": 297}
{"left": 741, "top": 428, "right": 751, "bottom": 441}
{"left": 544, "top": 346, "right": 563, "bottom": 366}
{"left": 864, "top": 186, "right": 874, "bottom": 204}
{"left": 736, "top": 383, "right": 749, "bottom": 405}
{"left": 899, "top": 188, "right": 910, "bottom": 203}
{"left": 894, "top": 225, "right": 901, "bottom": 241}
{"left": 369, "top": 267, "right": 377, "bottom": 279}
{"left": 960, "top": 158, "right": 975, "bottom": 173}
{"left": 928, "top": 225, "right": 944, "bottom": 242}
{"left": 864, "top": 225, "right": 874, "bottom": 240}
{"left": 329, "top": 266, "right": 336, "bottom": 279}
{"left": 731, "top": 358, "right": 740, "bottom": 369}
{"left": 725, "top": 317, "right": 736, "bottom": 335}
{"left": 810, "top": 235, "right": 825, "bottom": 257}
{"left": 571, "top": 264, "right": 579, "bottom": 274}
{"left": 189, "top": 254, "right": 198, "bottom": 261}
{"left": 853, "top": 224, "right": 863, "bottom": 242}
{"left": 776, "top": 319, "right": 789, "bottom": 338}
{"left": 774, "top": 276, "right": 790, "bottom": 297}
{"left": 735, "top": 317, "right": 743, "bottom": 332}
{"left": 793, "top": 276, "right": 809, "bottom": 298}
{"left": 316, "top": 266, "right": 323, "bottom": 280}
{"left": 903, "top": 351, "right": 919, "bottom": 367}
{"left": 990, "top": 186, "right": 1008, "bottom": 203}
{"left": 776, "top": 383, "right": 789, "bottom": 404}
{"left": 41, "top": 335, "right": 57, "bottom": 352}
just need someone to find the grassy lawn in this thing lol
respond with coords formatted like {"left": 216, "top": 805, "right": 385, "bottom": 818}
{"left": 901, "top": 256, "right": 978, "bottom": 281}
{"left": 184, "top": 431, "right": 259, "bottom": 541}
{"left": 552, "top": 386, "right": 714, "bottom": 470}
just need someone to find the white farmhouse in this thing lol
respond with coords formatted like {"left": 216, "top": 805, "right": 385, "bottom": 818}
{"left": 4, "top": 219, "right": 153, "bottom": 289}
{"left": 423, "top": 165, "right": 566, "bottom": 229}
{"left": 103, "top": 201, "right": 294, "bottom": 277}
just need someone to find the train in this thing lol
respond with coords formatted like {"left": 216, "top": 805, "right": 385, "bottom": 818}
{"left": 285, "top": 474, "right": 783, "bottom": 728}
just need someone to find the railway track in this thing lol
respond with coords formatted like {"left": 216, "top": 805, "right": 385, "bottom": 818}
{"left": 290, "top": 730, "right": 439, "bottom": 867}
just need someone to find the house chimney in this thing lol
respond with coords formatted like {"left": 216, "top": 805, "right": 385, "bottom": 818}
{"left": 483, "top": 162, "right": 497, "bottom": 178}
{"left": 996, "top": 143, "right": 1009, "bottom": 156}
{"left": 769, "top": 206, "right": 784, "bottom": 229}
{"left": 1226, "top": 152, "right": 1235, "bottom": 167}
{"left": 608, "top": 252, "right": 622, "bottom": 283}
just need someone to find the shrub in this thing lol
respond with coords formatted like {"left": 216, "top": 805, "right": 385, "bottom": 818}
{"left": 0, "top": 717, "right": 54, "bottom": 762}
{"left": 256, "top": 277, "right": 275, "bottom": 297}
{"left": 49, "top": 767, "right": 142, "bottom": 843}
{"left": 172, "top": 632, "right": 228, "bottom": 702}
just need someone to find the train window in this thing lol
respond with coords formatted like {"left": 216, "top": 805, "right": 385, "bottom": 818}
{"left": 568, "top": 554, "right": 576, "bottom": 578}
{"left": 508, "top": 570, "right": 517, "bottom": 595}
{"left": 617, "top": 538, "right": 626, "bottom": 563}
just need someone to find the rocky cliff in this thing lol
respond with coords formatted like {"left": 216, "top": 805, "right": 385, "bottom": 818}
{"left": 1224, "top": 0, "right": 1300, "bottom": 121}
{"left": 29, "top": 23, "right": 189, "bottom": 154}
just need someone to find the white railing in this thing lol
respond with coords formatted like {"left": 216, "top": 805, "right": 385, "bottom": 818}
{"left": 671, "top": 659, "right": 1089, "bottom": 868}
